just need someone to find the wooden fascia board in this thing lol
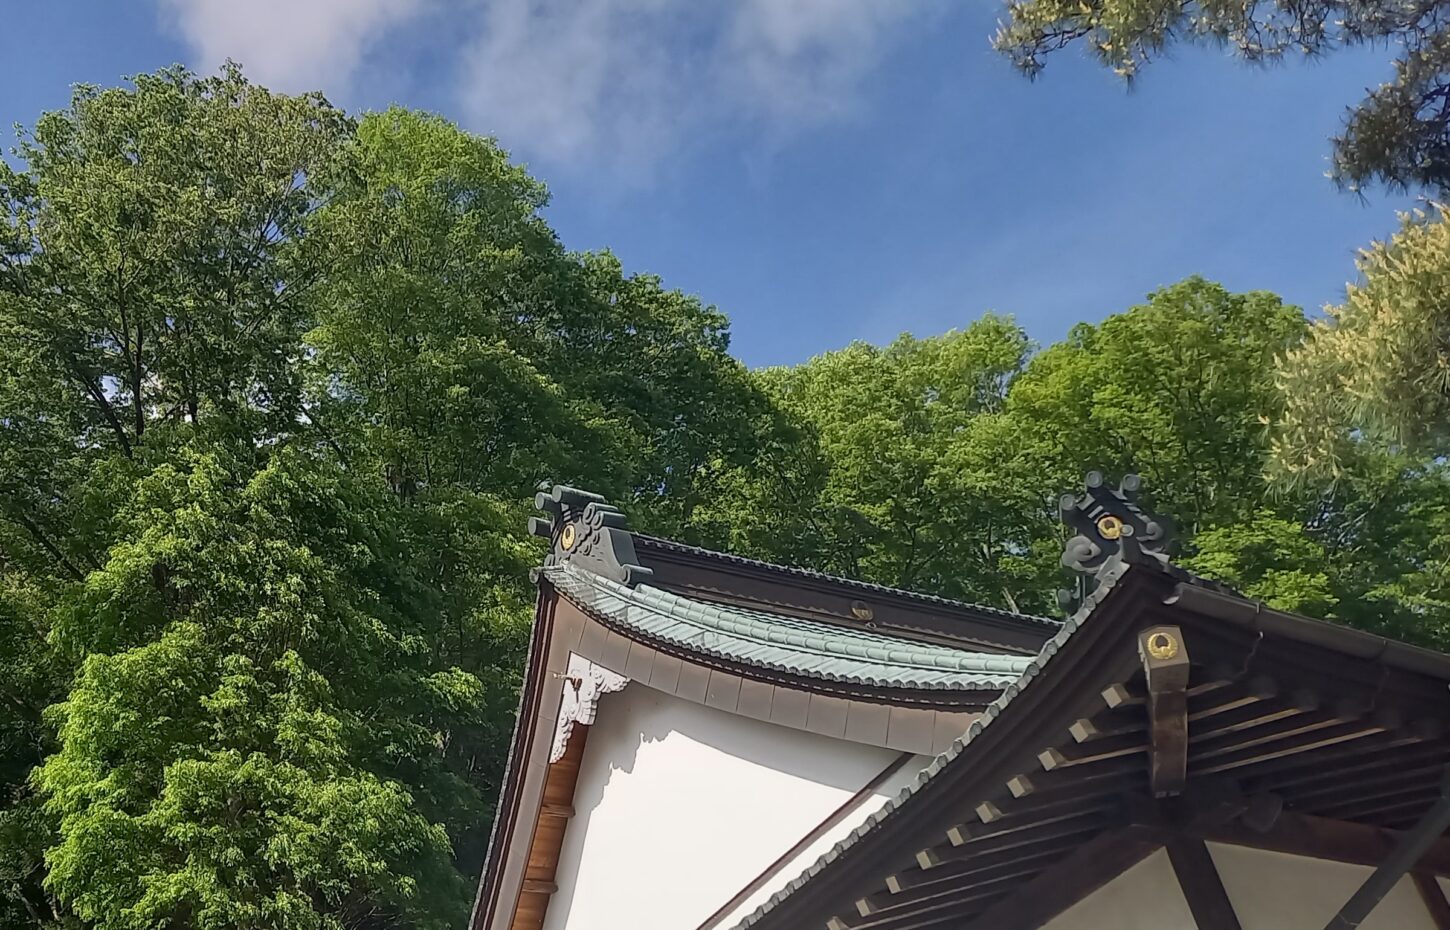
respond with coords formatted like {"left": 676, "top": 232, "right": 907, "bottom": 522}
{"left": 471, "top": 585, "right": 578, "bottom": 930}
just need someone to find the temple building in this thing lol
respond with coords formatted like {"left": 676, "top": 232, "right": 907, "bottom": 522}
{"left": 471, "top": 477, "right": 1450, "bottom": 930}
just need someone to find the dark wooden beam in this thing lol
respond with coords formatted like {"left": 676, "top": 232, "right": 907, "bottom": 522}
{"left": 858, "top": 861, "right": 1044, "bottom": 918}
{"left": 830, "top": 886, "right": 1009, "bottom": 930}
{"left": 1165, "top": 837, "right": 1243, "bottom": 930}
{"left": 1100, "top": 666, "right": 1238, "bottom": 712}
{"left": 1257, "top": 742, "right": 1449, "bottom": 796}
{"left": 1141, "top": 625, "right": 1191, "bottom": 797}
{"left": 1323, "top": 771, "right": 1450, "bottom": 930}
{"left": 1287, "top": 762, "right": 1446, "bottom": 808}
{"left": 1317, "top": 782, "right": 1444, "bottom": 822}
{"left": 917, "top": 809, "right": 1112, "bottom": 868}
{"left": 1188, "top": 676, "right": 1283, "bottom": 724}
{"left": 1008, "top": 753, "right": 1144, "bottom": 798}
{"left": 1192, "top": 713, "right": 1399, "bottom": 776}
{"left": 1413, "top": 872, "right": 1450, "bottom": 930}
{"left": 883, "top": 848, "right": 1064, "bottom": 895}
{"left": 947, "top": 801, "right": 1117, "bottom": 846}
{"left": 1038, "top": 732, "right": 1145, "bottom": 770}
{"left": 961, "top": 826, "right": 1160, "bottom": 930}
{"left": 1072, "top": 675, "right": 1276, "bottom": 744}
{"left": 1189, "top": 691, "right": 1318, "bottom": 743}
{"left": 1194, "top": 809, "right": 1450, "bottom": 876}
{"left": 1189, "top": 701, "right": 1370, "bottom": 763}
{"left": 977, "top": 774, "right": 1146, "bottom": 824}
{"left": 1234, "top": 723, "right": 1443, "bottom": 785}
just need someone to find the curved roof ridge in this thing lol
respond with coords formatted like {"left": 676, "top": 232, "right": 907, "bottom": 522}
{"left": 634, "top": 534, "right": 1059, "bottom": 629}
{"left": 546, "top": 563, "right": 1034, "bottom": 691}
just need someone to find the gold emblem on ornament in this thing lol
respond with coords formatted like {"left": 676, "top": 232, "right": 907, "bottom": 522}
{"left": 1146, "top": 631, "right": 1178, "bottom": 660}
{"left": 560, "top": 523, "right": 577, "bottom": 550}
{"left": 850, "top": 600, "right": 874, "bottom": 621}
{"left": 1096, "top": 515, "right": 1124, "bottom": 540}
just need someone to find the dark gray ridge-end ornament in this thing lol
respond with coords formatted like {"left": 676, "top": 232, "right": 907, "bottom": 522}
{"left": 1057, "top": 471, "right": 1171, "bottom": 613}
{"left": 529, "top": 485, "right": 654, "bottom": 587}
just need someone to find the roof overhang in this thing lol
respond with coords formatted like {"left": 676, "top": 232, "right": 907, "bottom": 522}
{"left": 730, "top": 563, "right": 1450, "bottom": 930}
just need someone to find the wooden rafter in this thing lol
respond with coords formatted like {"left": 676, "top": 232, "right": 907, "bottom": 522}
{"left": 960, "top": 827, "right": 1161, "bottom": 930}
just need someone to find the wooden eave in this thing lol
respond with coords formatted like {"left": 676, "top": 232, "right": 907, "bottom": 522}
{"left": 508, "top": 724, "right": 587, "bottom": 930}
{"left": 736, "top": 566, "right": 1450, "bottom": 930}
{"left": 471, "top": 585, "right": 559, "bottom": 930}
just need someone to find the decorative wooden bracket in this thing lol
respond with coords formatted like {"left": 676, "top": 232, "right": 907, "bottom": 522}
{"left": 1140, "top": 625, "right": 1190, "bottom": 798}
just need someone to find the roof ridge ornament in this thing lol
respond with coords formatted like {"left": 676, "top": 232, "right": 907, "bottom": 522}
{"left": 1057, "top": 471, "right": 1171, "bottom": 612}
{"left": 529, "top": 484, "right": 654, "bottom": 587}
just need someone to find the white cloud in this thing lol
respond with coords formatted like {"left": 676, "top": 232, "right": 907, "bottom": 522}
{"left": 156, "top": 0, "right": 934, "bottom": 174}
{"left": 157, "top": 0, "right": 427, "bottom": 95}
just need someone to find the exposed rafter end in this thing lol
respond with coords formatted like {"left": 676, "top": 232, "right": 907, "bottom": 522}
{"left": 1140, "top": 624, "right": 1190, "bottom": 797}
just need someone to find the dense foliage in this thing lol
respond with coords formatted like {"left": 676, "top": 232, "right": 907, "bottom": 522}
{"left": 1275, "top": 208, "right": 1450, "bottom": 474}
{"left": 0, "top": 67, "right": 762, "bottom": 929}
{"left": 3, "top": 65, "right": 1450, "bottom": 929}
{"left": 993, "top": 0, "right": 1450, "bottom": 193}
{"left": 702, "top": 278, "right": 1450, "bottom": 639}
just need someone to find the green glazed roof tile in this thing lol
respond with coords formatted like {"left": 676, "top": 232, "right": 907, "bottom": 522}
{"left": 546, "top": 562, "right": 1034, "bottom": 691}
{"left": 725, "top": 562, "right": 1129, "bottom": 930}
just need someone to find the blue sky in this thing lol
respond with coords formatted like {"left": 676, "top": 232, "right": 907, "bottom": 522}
{"left": 1, "top": 2, "right": 1420, "bottom": 366}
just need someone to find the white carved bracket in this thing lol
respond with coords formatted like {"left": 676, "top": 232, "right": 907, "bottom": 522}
{"left": 551, "top": 654, "right": 628, "bottom": 763}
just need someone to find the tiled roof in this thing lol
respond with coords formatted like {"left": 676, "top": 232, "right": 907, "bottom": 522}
{"left": 545, "top": 562, "right": 1035, "bottom": 691}
{"left": 635, "top": 534, "right": 1060, "bottom": 630}
{"left": 724, "top": 562, "right": 1130, "bottom": 930}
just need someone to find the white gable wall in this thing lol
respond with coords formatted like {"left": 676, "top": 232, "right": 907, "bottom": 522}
{"left": 1039, "top": 843, "right": 1439, "bottom": 930}
{"left": 542, "top": 683, "right": 901, "bottom": 930}
{"left": 701, "top": 751, "right": 931, "bottom": 929}
{"left": 1209, "top": 843, "right": 1436, "bottom": 930}
{"left": 1042, "top": 850, "right": 1199, "bottom": 930}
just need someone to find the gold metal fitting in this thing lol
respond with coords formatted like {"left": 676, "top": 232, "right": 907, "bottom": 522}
{"left": 1096, "top": 514, "right": 1124, "bottom": 540}
{"left": 1145, "top": 630, "right": 1178, "bottom": 660}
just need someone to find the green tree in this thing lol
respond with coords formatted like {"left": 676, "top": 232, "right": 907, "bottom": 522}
{"left": 994, "top": 0, "right": 1450, "bottom": 192}
{"left": 998, "top": 277, "right": 1305, "bottom": 539}
{"left": 1, "top": 68, "right": 777, "bottom": 928}
{"left": 1274, "top": 208, "right": 1450, "bottom": 477}
{"left": 0, "top": 65, "right": 355, "bottom": 928}
{"left": 699, "top": 316, "right": 1045, "bottom": 608}
{"left": 710, "top": 276, "right": 1450, "bottom": 643}
{"left": 39, "top": 447, "right": 477, "bottom": 930}
{"left": 307, "top": 109, "right": 767, "bottom": 521}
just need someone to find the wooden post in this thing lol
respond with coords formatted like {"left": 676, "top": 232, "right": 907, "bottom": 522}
{"left": 1167, "top": 837, "right": 1243, "bottom": 930}
{"left": 1140, "top": 625, "right": 1191, "bottom": 797}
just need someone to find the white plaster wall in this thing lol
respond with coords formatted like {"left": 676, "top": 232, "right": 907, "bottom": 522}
{"left": 542, "top": 684, "right": 900, "bottom": 930}
{"left": 1041, "top": 849, "right": 1199, "bottom": 930}
{"left": 703, "top": 753, "right": 933, "bottom": 929}
{"left": 1209, "top": 843, "right": 1436, "bottom": 930}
